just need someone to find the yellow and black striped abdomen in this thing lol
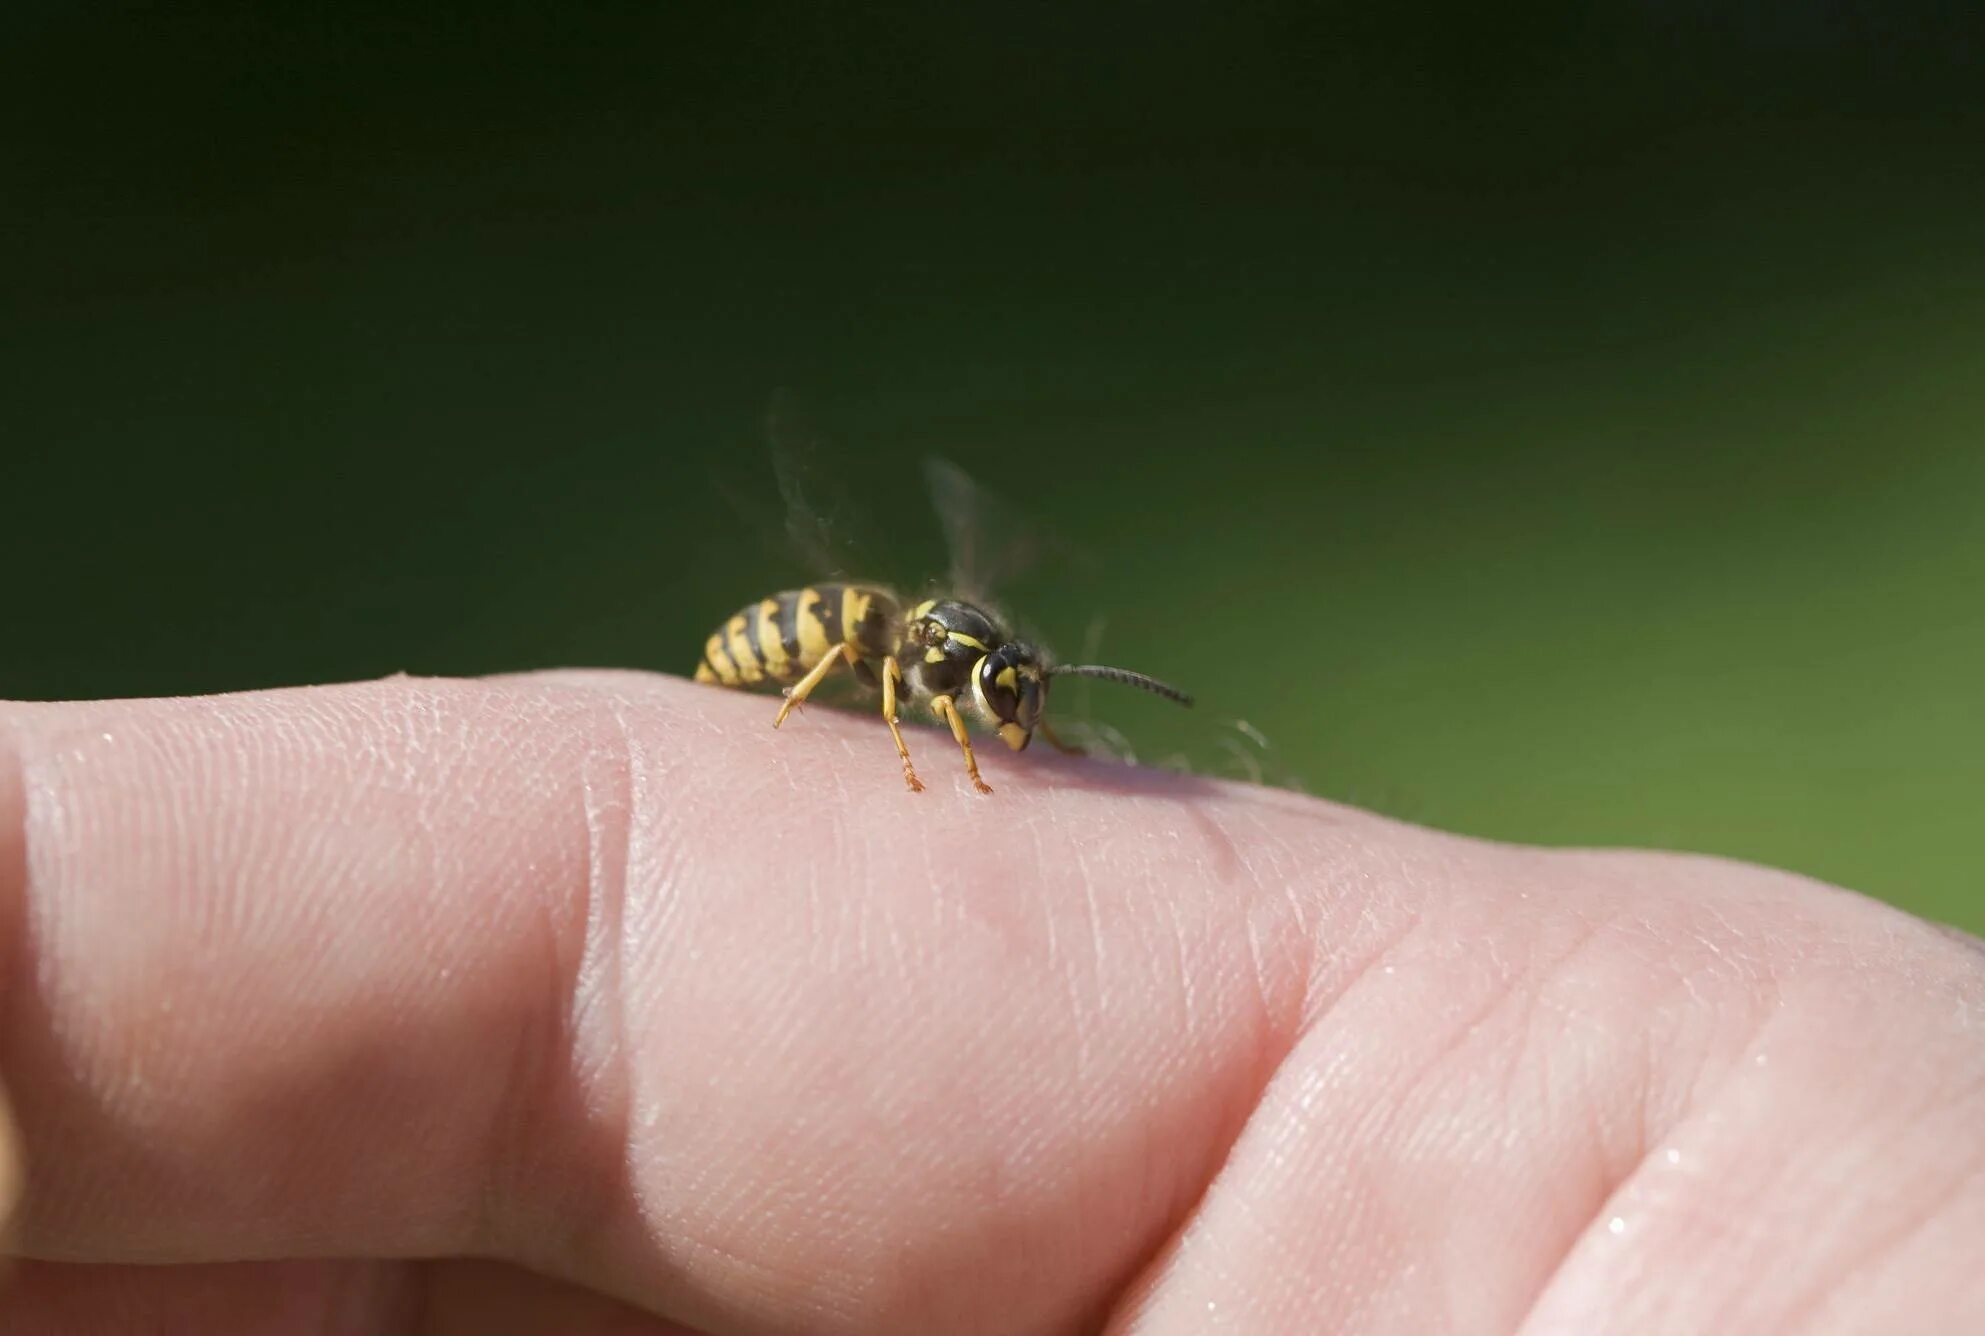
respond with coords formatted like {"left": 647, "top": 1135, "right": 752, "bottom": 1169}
{"left": 693, "top": 583, "right": 901, "bottom": 687}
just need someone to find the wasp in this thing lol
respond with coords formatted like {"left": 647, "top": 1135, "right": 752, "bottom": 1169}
{"left": 693, "top": 583, "right": 1191, "bottom": 793}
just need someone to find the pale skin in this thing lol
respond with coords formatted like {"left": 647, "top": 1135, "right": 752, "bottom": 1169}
{"left": 1, "top": 674, "right": 1981, "bottom": 1333}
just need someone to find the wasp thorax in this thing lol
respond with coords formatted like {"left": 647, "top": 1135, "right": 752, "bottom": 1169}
{"left": 911, "top": 598, "right": 999, "bottom": 643}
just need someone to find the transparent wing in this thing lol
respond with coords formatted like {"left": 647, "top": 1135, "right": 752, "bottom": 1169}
{"left": 704, "top": 388, "right": 900, "bottom": 588}
{"left": 765, "top": 389, "right": 874, "bottom": 582}
{"left": 698, "top": 392, "right": 898, "bottom": 706}
{"left": 922, "top": 456, "right": 1096, "bottom": 614}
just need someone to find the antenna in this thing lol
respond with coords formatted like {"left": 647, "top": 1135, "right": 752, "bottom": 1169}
{"left": 1048, "top": 664, "right": 1194, "bottom": 707}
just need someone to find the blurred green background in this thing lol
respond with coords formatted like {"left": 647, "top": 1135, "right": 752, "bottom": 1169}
{"left": 4, "top": 7, "right": 1981, "bottom": 930}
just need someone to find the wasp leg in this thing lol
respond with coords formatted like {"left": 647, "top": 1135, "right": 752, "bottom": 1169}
{"left": 774, "top": 643, "right": 859, "bottom": 728}
{"left": 880, "top": 655, "right": 924, "bottom": 793}
{"left": 1038, "top": 721, "right": 1085, "bottom": 756}
{"left": 931, "top": 694, "right": 993, "bottom": 795}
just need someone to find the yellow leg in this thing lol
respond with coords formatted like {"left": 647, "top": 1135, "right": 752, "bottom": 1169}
{"left": 880, "top": 655, "right": 924, "bottom": 793}
{"left": 1038, "top": 721, "right": 1085, "bottom": 756}
{"left": 774, "top": 643, "right": 857, "bottom": 728}
{"left": 931, "top": 695, "right": 993, "bottom": 795}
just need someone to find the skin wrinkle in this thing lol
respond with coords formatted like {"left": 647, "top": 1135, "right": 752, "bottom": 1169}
{"left": 1510, "top": 881, "right": 1815, "bottom": 1327}
{"left": 586, "top": 690, "right": 636, "bottom": 1093}
{"left": 17, "top": 730, "right": 147, "bottom": 1246}
{"left": 1397, "top": 914, "right": 1570, "bottom": 1097}
{"left": 1453, "top": 911, "right": 1646, "bottom": 1330}
{"left": 486, "top": 687, "right": 635, "bottom": 1277}
{"left": 1226, "top": 802, "right": 1327, "bottom": 1037}
{"left": 1025, "top": 807, "right": 1064, "bottom": 977}
{"left": 605, "top": 694, "right": 962, "bottom": 1331}
{"left": 1518, "top": 1128, "right": 1744, "bottom": 1330}
{"left": 944, "top": 778, "right": 1318, "bottom": 1326}
{"left": 577, "top": 690, "right": 823, "bottom": 1328}
{"left": 23, "top": 741, "right": 89, "bottom": 1046}
{"left": 1285, "top": 1018, "right": 1430, "bottom": 1282}
{"left": 1105, "top": 877, "right": 1418, "bottom": 1331}
{"left": 1784, "top": 1148, "right": 1985, "bottom": 1332}
{"left": 850, "top": 830, "right": 874, "bottom": 978}
{"left": 1039, "top": 801, "right": 1101, "bottom": 1086}
{"left": 367, "top": 687, "right": 534, "bottom": 1253}
{"left": 22, "top": 689, "right": 566, "bottom": 1263}
{"left": 1481, "top": 909, "right": 1614, "bottom": 1100}
{"left": 1538, "top": 868, "right": 1773, "bottom": 1134}
{"left": 1102, "top": 993, "right": 1230, "bottom": 1298}
{"left": 1118, "top": 856, "right": 1669, "bottom": 1332}
{"left": 1161, "top": 895, "right": 1196, "bottom": 1046}
{"left": 1551, "top": 993, "right": 1648, "bottom": 1231}
{"left": 1238, "top": 910, "right": 1279, "bottom": 1051}
{"left": 1518, "top": 909, "right": 1985, "bottom": 1334}
{"left": 1072, "top": 820, "right": 1108, "bottom": 996}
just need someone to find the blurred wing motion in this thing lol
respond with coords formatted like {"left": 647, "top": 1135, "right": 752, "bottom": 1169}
{"left": 693, "top": 393, "right": 905, "bottom": 708}
{"left": 764, "top": 389, "right": 876, "bottom": 583}
{"left": 694, "top": 403, "right": 1322, "bottom": 796}
{"left": 922, "top": 455, "right": 1096, "bottom": 615}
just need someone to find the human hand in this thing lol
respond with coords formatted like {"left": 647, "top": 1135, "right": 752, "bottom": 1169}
{"left": 2, "top": 674, "right": 1980, "bottom": 1333}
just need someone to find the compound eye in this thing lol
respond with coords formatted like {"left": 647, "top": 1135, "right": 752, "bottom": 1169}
{"left": 979, "top": 656, "right": 1019, "bottom": 715}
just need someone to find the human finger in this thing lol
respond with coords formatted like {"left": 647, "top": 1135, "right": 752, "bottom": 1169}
{"left": 4, "top": 674, "right": 1982, "bottom": 1334}
{"left": 0, "top": 673, "right": 1347, "bottom": 1332}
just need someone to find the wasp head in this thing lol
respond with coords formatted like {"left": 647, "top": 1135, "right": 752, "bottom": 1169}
{"left": 974, "top": 642, "right": 1047, "bottom": 751}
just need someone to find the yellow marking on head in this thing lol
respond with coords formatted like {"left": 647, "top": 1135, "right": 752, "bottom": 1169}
{"left": 694, "top": 660, "right": 716, "bottom": 684}
{"left": 726, "top": 614, "right": 763, "bottom": 683}
{"left": 795, "top": 587, "right": 831, "bottom": 664}
{"left": 948, "top": 630, "right": 988, "bottom": 652}
{"left": 756, "top": 599, "right": 790, "bottom": 677}
{"left": 704, "top": 631, "right": 740, "bottom": 686}
{"left": 841, "top": 587, "right": 873, "bottom": 645}
{"left": 913, "top": 598, "right": 937, "bottom": 619}
{"left": 968, "top": 654, "right": 991, "bottom": 716}
{"left": 998, "top": 722, "right": 1030, "bottom": 751}
{"left": 995, "top": 666, "right": 1018, "bottom": 693}
{"left": 925, "top": 646, "right": 946, "bottom": 663}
